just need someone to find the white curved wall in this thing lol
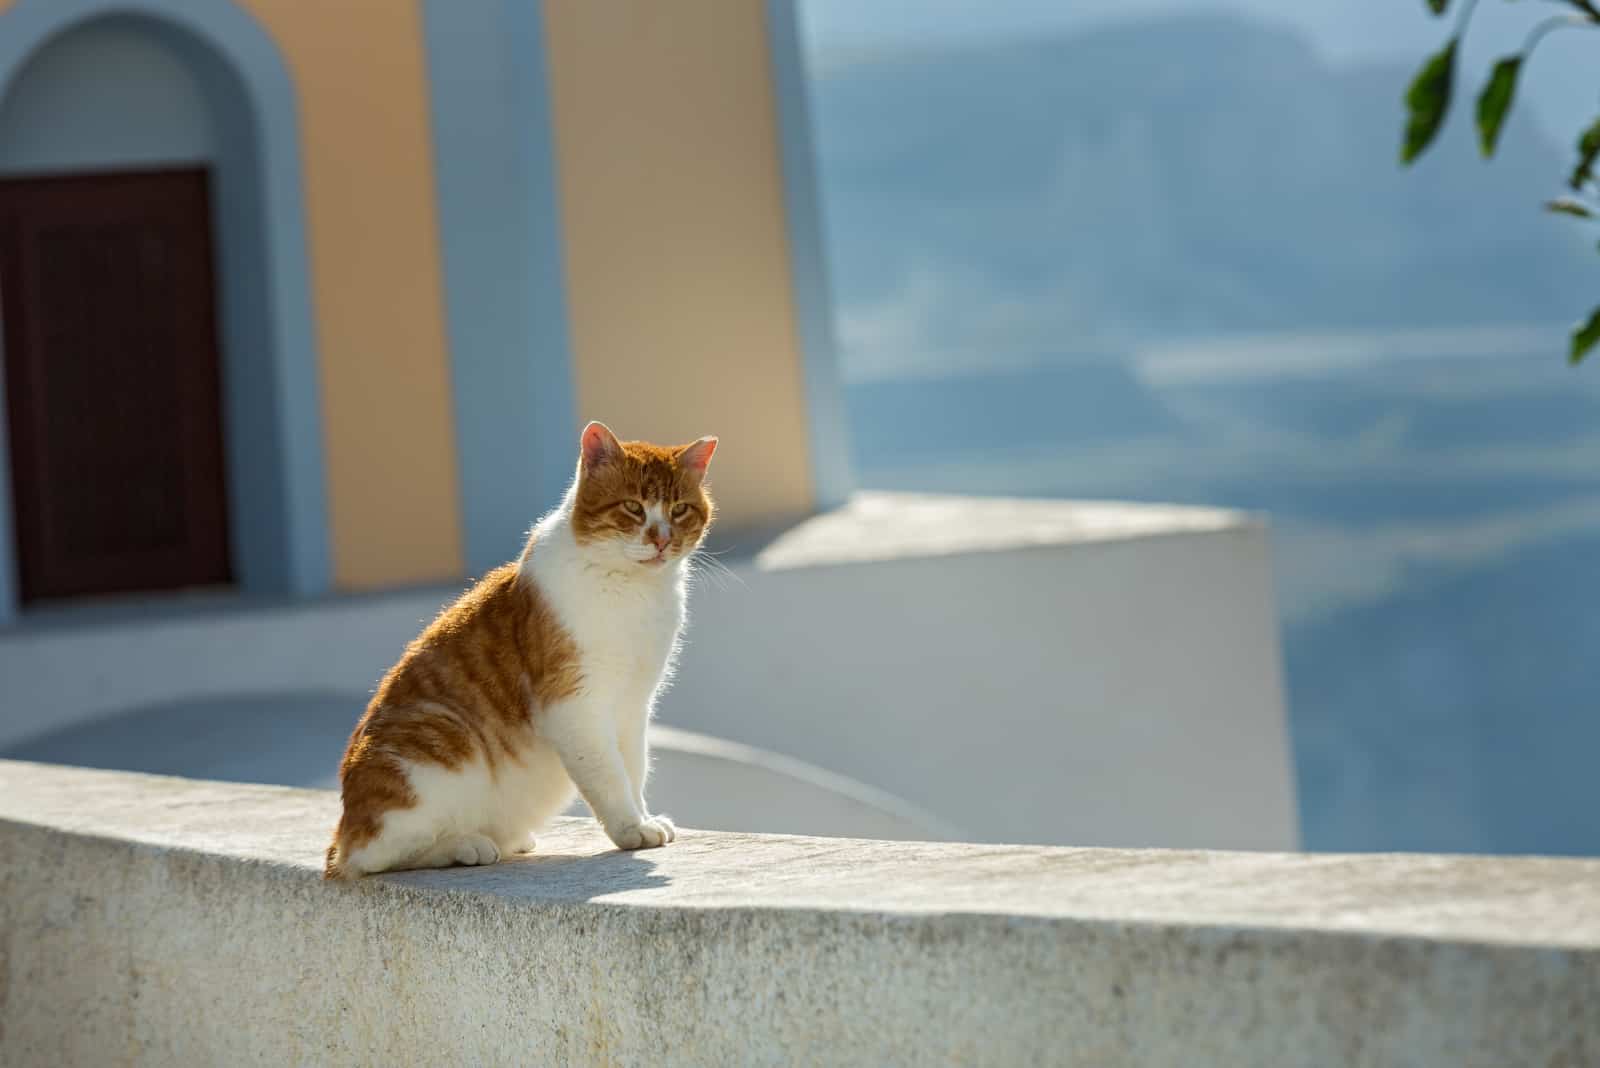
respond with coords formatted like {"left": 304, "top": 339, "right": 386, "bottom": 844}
{"left": 0, "top": 691, "right": 948, "bottom": 843}
{"left": 644, "top": 726, "right": 953, "bottom": 841}
{"left": 665, "top": 494, "right": 1298, "bottom": 851}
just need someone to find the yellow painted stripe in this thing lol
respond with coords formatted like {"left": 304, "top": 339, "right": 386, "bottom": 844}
{"left": 249, "top": 0, "right": 463, "bottom": 587}
{"left": 543, "top": 0, "right": 817, "bottom": 529}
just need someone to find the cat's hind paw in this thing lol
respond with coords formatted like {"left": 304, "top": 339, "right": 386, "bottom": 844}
{"left": 447, "top": 834, "right": 501, "bottom": 867}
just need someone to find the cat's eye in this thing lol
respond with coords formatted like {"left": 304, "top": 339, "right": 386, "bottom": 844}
{"left": 671, "top": 503, "right": 691, "bottom": 520}
{"left": 621, "top": 500, "right": 646, "bottom": 518}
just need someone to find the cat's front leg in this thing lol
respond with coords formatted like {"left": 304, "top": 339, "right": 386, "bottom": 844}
{"left": 617, "top": 699, "right": 675, "bottom": 844}
{"left": 619, "top": 729, "right": 675, "bottom": 845}
{"left": 542, "top": 696, "right": 673, "bottom": 850}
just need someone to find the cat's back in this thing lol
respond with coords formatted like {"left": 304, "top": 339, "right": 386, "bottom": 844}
{"left": 363, "top": 563, "right": 582, "bottom": 734}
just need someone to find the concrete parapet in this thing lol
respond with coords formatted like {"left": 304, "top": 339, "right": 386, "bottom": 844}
{"left": 2, "top": 760, "right": 1596, "bottom": 1066}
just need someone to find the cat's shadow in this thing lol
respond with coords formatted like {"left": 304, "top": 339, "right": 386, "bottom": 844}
{"left": 377, "top": 847, "right": 671, "bottom": 902}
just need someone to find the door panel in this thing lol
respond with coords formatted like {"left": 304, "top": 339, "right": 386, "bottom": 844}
{"left": 1, "top": 168, "right": 231, "bottom": 602}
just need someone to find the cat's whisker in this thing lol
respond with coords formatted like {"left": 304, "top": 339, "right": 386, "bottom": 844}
{"left": 686, "top": 556, "right": 723, "bottom": 589}
{"left": 711, "top": 556, "right": 745, "bottom": 587}
{"left": 690, "top": 550, "right": 745, "bottom": 590}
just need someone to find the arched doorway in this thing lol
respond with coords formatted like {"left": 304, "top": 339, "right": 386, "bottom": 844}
{"left": 0, "top": 0, "right": 330, "bottom": 621}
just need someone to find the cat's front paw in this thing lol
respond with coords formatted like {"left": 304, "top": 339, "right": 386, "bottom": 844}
{"left": 608, "top": 816, "right": 676, "bottom": 850}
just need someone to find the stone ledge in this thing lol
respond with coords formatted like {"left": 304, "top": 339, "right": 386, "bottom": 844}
{"left": 2, "top": 760, "right": 1597, "bottom": 1066}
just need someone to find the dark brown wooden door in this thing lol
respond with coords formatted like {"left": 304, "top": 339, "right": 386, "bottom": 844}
{"left": 0, "top": 168, "right": 231, "bottom": 603}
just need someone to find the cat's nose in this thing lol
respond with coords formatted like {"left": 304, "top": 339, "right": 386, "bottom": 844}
{"left": 646, "top": 525, "right": 670, "bottom": 551}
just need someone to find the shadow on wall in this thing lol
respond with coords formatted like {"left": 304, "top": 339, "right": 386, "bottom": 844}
{"left": 382, "top": 846, "right": 674, "bottom": 900}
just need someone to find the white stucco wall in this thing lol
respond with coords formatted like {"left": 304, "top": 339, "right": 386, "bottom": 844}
{"left": 0, "top": 494, "right": 1295, "bottom": 850}
{"left": 666, "top": 493, "right": 1297, "bottom": 849}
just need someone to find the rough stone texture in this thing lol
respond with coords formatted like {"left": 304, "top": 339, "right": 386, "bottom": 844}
{"left": 5, "top": 761, "right": 1596, "bottom": 1067}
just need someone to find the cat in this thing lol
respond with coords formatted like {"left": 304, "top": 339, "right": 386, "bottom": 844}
{"left": 324, "top": 421, "right": 717, "bottom": 879}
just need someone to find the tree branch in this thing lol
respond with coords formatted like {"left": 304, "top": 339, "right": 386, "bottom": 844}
{"left": 1522, "top": 13, "right": 1600, "bottom": 55}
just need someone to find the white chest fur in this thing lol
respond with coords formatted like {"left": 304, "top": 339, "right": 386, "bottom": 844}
{"left": 516, "top": 501, "right": 687, "bottom": 851}
{"left": 523, "top": 506, "right": 687, "bottom": 700}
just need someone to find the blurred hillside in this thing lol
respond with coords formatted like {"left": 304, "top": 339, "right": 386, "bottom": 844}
{"left": 811, "top": 14, "right": 1595, "bottom": 379}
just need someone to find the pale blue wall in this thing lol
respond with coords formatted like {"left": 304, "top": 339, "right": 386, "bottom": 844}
{"left": 0, "top": 1, "right": 331, "bottom": 623}
{"left": 0, "top": 19, "right": 212, "bottom": 173}
{"left": 0, "top": 356, "right": 12, "bottom": 623}
{"left": 420, "top": 0, "right": 577, "bottom": 576}
{"left": 766, "top": 0, "right": 853, "bottom": 509}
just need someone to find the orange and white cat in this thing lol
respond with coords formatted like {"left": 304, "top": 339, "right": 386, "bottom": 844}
{"left": 324, "top": 421, "right": 717, "bottom": 878}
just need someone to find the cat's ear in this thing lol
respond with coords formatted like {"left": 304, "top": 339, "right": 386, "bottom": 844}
{"left": 677, "top": 436, "right": 718, "bottom": 478}
{"left": 580, "top": 421, "right": 622, "bottom": 471}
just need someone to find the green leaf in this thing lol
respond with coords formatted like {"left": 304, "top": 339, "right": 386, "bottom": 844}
{"left": 1475, "top": 57, "right": 1521, "bottom": 157}
{"left": 1546, "top": 197, "right": 1596, "bottom": 218}
{"left": 1402, "top": 39, "right": 1456, "bottom": 164}
{"left": 1571, "top": 305, "right": 1600, "bottom": 365}
{"left": 1426, "top": 0, "right": 1449, "bottom": 13}
{"left": 1571, "top": 117, "right": 1600, "bottom": 190}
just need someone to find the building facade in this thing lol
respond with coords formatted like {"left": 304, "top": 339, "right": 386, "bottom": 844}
{"left": 0, "top": 0, "right": 848, "bottom": 623}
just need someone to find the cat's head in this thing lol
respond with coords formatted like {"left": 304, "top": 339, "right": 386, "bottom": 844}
{"left": 570, "top": 421, "right": 717, "bottom": 569}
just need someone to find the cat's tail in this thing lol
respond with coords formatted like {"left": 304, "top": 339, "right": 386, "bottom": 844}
{"left": 323, "top": 836, "right": 352, "bottom": 881}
